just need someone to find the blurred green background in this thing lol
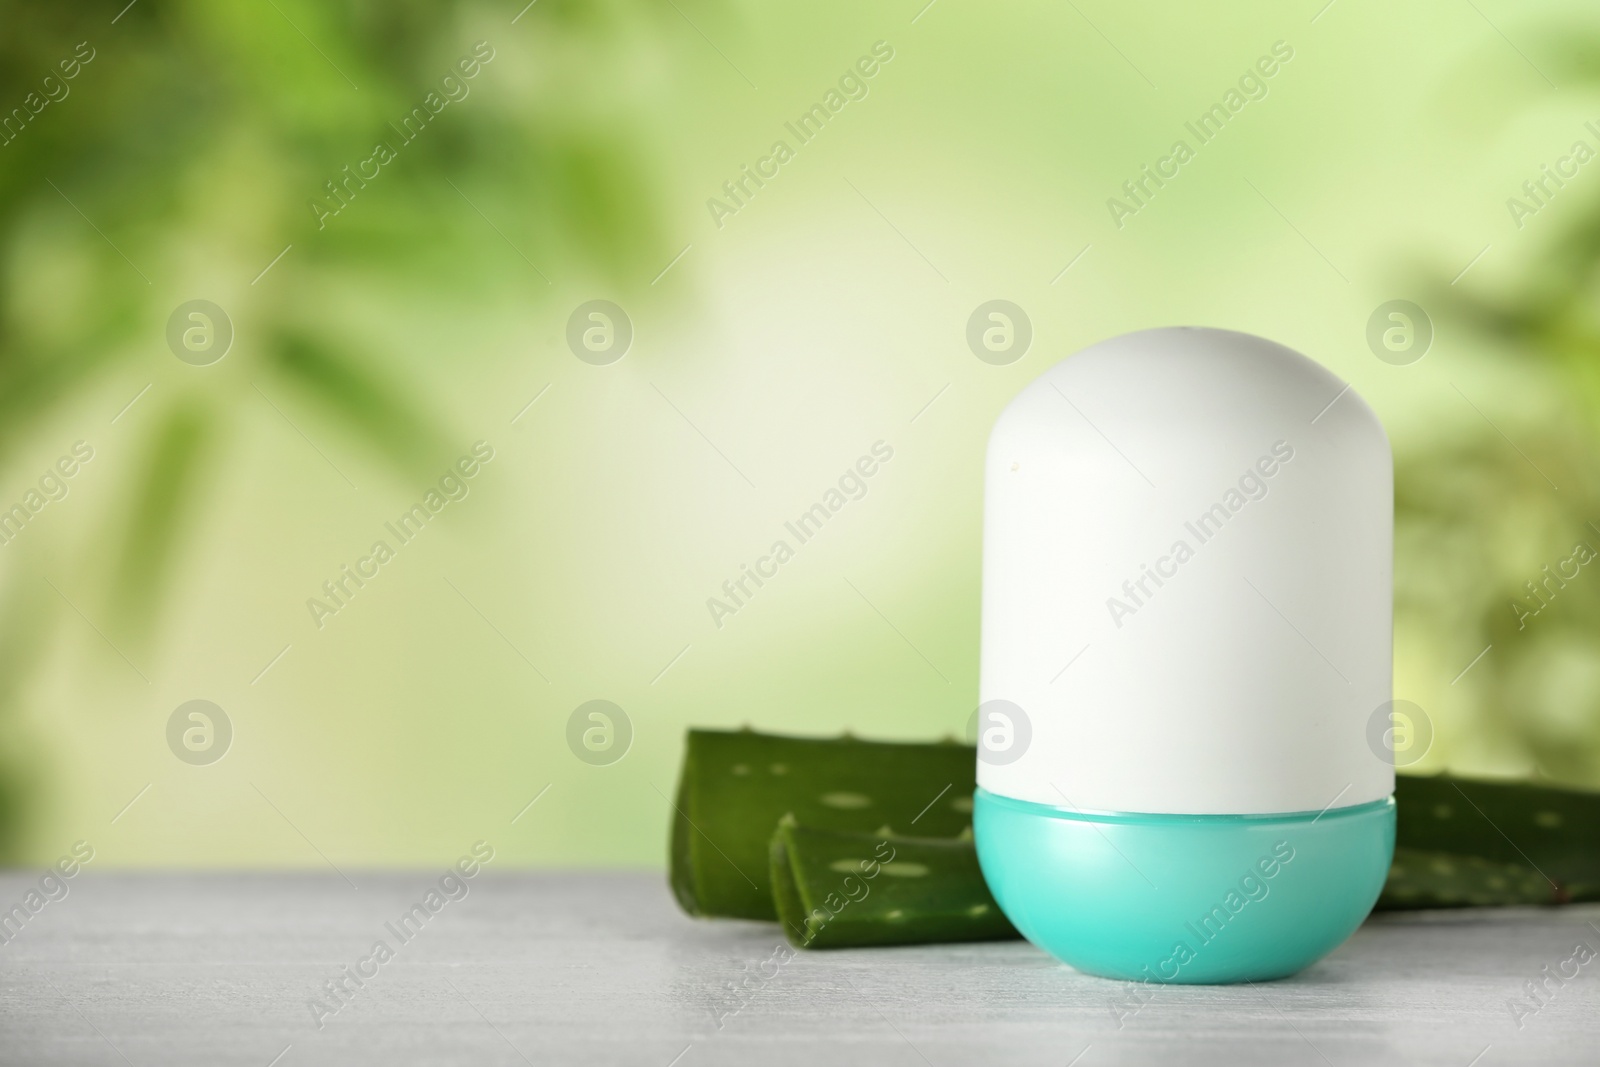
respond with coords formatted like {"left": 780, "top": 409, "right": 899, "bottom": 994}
{"left": 2, "top": 0, "right": 1599, "bottom": 867}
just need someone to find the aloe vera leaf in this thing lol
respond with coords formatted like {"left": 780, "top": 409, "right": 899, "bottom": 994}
{"left": 1375, "top": 847, "right": 1600, "bottom": 910}
{"left": 1394, "top": 773, "right": 1600, "bottom": 896}
{"left": 769, "top": 819, "right": 1019, "bottom": 948}
{"left": 669, "top": 730, "right": 1600, "bottom": 933}
{"left": 668, "top": 729, "right": 975, "bottom": 920}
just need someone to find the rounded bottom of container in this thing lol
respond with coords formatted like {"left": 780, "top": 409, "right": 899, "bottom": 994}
{"left": 973, "top": 789, "right": 1395, "bottom": 984}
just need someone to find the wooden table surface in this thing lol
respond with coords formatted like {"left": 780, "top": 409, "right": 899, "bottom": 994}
{"left": 1, "top": 871, "right": 1596, "bottom": 1065}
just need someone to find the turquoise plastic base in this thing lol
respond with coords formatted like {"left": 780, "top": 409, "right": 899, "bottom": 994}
{"left": 974, "top": 789, "right": 1395, "bottom": 984}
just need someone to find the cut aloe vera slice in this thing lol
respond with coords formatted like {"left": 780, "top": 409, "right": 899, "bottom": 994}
{"left": 769, "top": 818, "right": 1018, "bottom": 948}
{"left": 669, "top": 728, "right": 975, "bottom": 920}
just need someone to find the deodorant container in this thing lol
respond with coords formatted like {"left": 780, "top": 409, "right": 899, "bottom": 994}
{"left": 972, "top": 327, "right": 1395, "bottom": 984}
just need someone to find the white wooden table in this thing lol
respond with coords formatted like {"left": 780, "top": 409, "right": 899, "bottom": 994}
{"left": 1, "top": 872, "right": 1596, "bottom": 1065}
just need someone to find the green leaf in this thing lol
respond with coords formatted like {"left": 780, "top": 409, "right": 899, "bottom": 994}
{"left": 669, "top": 728, "right": 975, "bottom": 921}
{"left": 108, "top": 403, "right": 215, "bottom": 632}
{"left": 770, "top": 820, "right": 1017, "bottom": 949}
{"left": 269, "top": 331, "right": 447, "bottom": 475}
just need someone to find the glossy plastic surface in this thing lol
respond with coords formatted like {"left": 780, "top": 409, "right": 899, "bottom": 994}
{"left": 974, "top": 788, "right": 1396, "bottom": 984}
